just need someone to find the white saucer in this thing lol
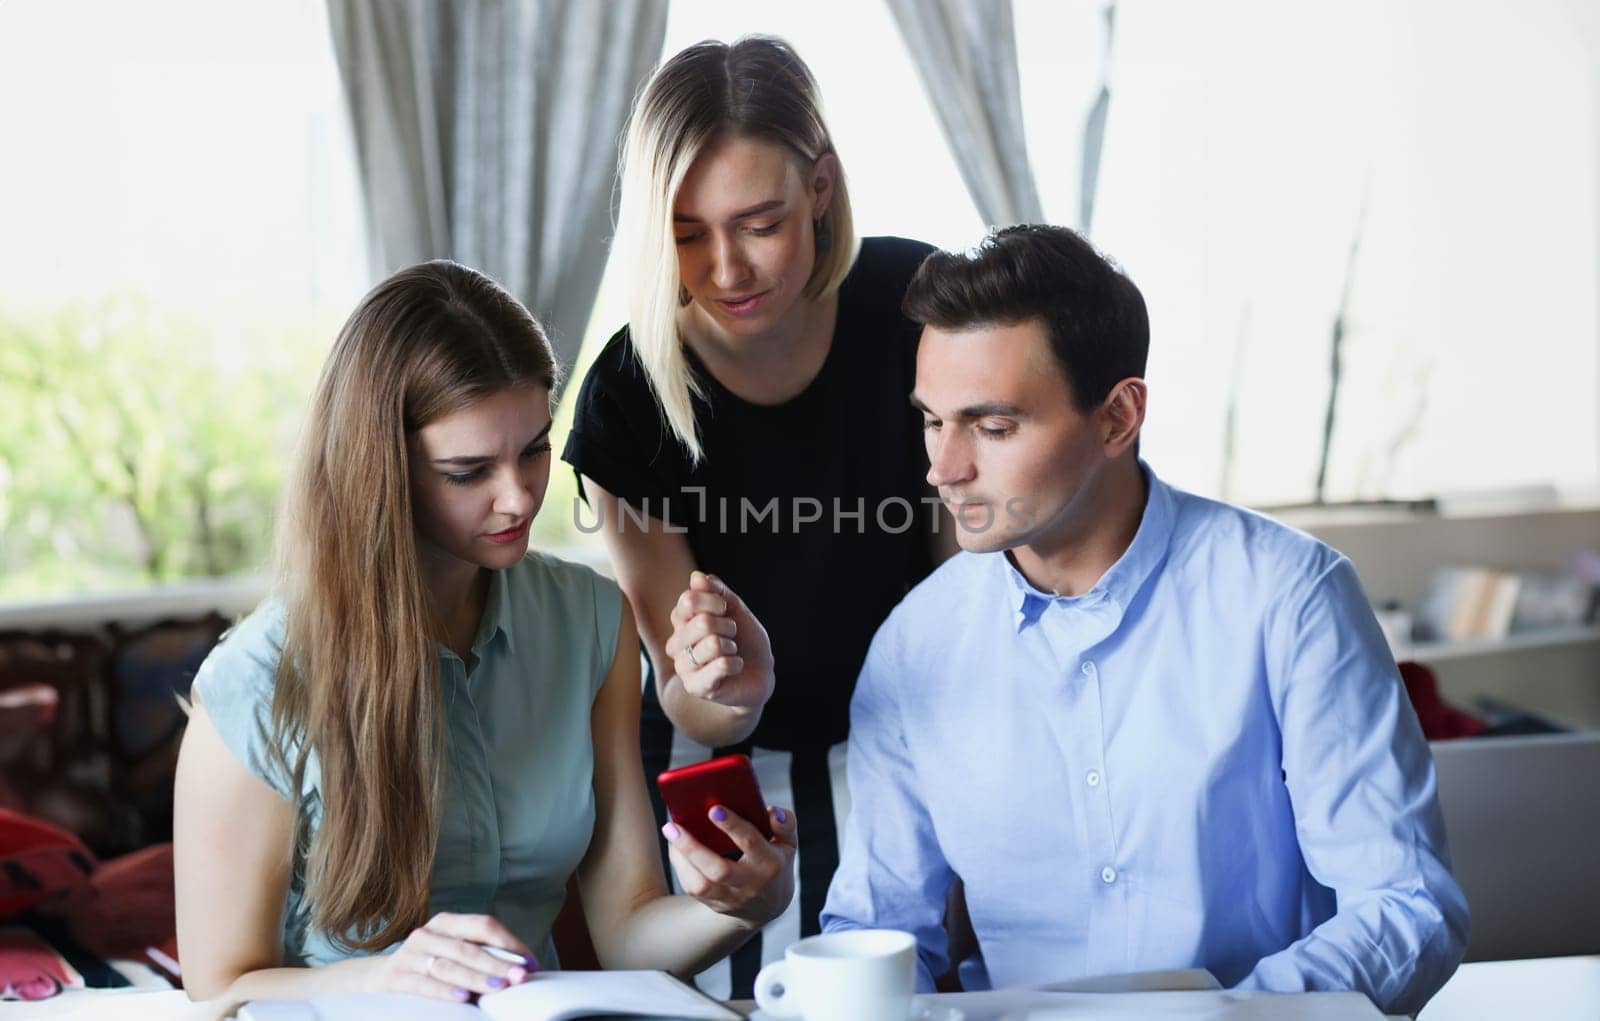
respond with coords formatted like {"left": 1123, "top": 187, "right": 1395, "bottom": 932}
{"left": 748, "top": 996, "right": 965, "bottom": 1021}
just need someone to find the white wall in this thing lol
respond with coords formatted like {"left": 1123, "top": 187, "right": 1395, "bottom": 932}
{"left": 1086, "top": 0, "right": 1600, "bottom": 507}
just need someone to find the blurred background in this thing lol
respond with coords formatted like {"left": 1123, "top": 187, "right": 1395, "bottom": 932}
{"left": 0, "top": 1, "right": 1597, "bottom": 1015}
{"left": 3, "top": 0, "right": 1597, "bottom": 599}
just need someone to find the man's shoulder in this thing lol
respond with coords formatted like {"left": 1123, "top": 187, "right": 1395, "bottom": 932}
{"left": 857, "top": 552, "right": 1002, "bottom": 712}
{"left": 1164, "top": 482, "right": 1345, "bottom": 589}
{"left": 905, "top": 548, "right": 995, "bottom": 607}
{"left": 873, "top": 551, "right": 1002, "bottom": 655}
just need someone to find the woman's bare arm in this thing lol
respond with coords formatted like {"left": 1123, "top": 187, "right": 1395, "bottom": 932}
{"left": 580, "top": 476, "right": 772, "bottom": 747}
{"left": 577, "top": 594, "right": 796, "bottom": 976}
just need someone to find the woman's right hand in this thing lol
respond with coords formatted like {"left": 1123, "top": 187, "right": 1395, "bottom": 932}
{"left": 664, "top": 572, "right": 775, "bottom": 711}
{"left": 664, "top": 802, "right": 798, "bottom": 929}
{"left": 360, "top": 912, "right": 537, "bottom": 1003}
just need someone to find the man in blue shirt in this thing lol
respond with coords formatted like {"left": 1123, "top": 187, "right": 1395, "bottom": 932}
{"left": 819, "top": 225, "right": 1467, "bottom": 1014}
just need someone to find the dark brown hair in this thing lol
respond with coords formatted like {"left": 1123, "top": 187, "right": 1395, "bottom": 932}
{"left": 903, "top": 224, "right": 1149, "bottom": 411}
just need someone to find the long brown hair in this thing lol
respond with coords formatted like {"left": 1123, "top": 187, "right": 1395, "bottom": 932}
{"left": 271, "top": 260, "right": 557, "bottom": 951}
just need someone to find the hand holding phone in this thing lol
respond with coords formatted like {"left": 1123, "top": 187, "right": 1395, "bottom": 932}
{"left": 656, "top": 754, "right": 774, "bottom": 857}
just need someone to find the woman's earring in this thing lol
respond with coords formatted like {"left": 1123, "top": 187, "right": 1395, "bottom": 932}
{"left": 813, "top": 216, "right": 832, "bottom": 256}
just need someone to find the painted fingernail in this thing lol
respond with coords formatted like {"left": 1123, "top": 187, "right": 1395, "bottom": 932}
{"left": 662, "top": 821, "right": 682, "bottom": 841}
{"left": 774, "top": 807, "right": 788, "bottom": 824}
{"left": 487, "top": 976, "right": 506, "bottom": 989}
{"left": 710, "top": 805, "right": 728, "bottom": 823}
{"left": 452, "top": 987, "right": 471, "bottom": 1001}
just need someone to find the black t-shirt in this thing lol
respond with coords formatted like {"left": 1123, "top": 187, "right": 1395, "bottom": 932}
{"left": 563, "top": 236, "right": 937, "bottom": 750}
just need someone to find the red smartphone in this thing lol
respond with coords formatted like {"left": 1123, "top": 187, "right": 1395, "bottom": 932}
{"left": 657, "top": 754, "right": 774, "bottom": 857}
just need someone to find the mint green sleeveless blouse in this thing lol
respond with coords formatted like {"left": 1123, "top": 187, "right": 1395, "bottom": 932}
{"left": 192, "top": 552, "right": 623, "bottom": 968}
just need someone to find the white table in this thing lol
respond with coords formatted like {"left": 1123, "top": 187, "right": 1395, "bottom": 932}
{"left": 1419, "top": 955, "right": 1600, "bottom": 1020}
{"left": 24, "top": 958, "right": 1600, "bottom": 1020}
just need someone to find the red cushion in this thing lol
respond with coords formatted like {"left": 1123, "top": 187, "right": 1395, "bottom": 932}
{"left": 65, "top": 842, "right": 176, "bottom": 963}
{"left": 1399, "top": 660, "right": 1489, "bottom": 741}
{"left": 0, "top": 809, "right": 95, "bottom": 919}
{"left": 551, "top": 875, "right": 599, "bottom": 970}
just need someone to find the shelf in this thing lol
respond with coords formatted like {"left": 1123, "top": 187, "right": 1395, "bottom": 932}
{"left": 1395, "top": 626, "right": 1600, "bottom": 663}
{"left": 1268, "top": 493, "right": 1600, "bottom": 530}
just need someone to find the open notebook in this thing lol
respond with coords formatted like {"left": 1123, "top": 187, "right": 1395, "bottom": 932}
{"left": 239, "top": 969, "right": 740, "bottom": 1021}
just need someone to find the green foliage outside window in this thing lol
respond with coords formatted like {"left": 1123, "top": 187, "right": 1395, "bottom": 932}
{"left": 0, "top": 298, "right": 326, "bottom": 600}
{"left": 0, "top": 297, "right": 594, "bottom": 604}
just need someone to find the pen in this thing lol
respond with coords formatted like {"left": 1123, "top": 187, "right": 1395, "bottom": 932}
{"left": 480, "top": 944, "right": 538, "bottom": 969}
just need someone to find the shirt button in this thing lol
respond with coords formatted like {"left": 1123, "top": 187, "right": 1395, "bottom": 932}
{"left": 1081, "top": 661, "right": 1096, "bottom": 677}
{"left": 1101, "top": 866, "right": 1117, "bottom": 884}
{"left": 1086, "top": 770, "right": 1101, "bottom": 787}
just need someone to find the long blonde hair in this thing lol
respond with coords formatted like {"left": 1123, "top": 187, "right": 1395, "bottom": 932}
{"left": 271, "top": 261, "right": 557, "bottom": 951}
{"left": 614, "top": 35, "right": 858, "bottom": 463}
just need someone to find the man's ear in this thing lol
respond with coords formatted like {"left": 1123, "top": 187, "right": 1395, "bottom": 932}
{"left": 1100, "top": 378, "right": 1148, "bottom": 456}
{"left": 809, "top": 152, "right": 839, "bottom": 220}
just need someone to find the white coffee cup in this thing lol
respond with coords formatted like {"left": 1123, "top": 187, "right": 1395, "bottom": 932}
{"left": 753, "top": 928, "right": 917, "bottom": 1021}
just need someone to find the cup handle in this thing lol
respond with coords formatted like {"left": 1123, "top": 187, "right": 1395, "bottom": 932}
{"left": 754, "top": 960, "right": 797, "bottom": 1017}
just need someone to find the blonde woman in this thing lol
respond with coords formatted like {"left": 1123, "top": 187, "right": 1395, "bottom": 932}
{"left": 563, "top": 36, "right": 948, "bottom": 998}
{"left": 173, "top": 262, "right": 796, "bottom": 1006}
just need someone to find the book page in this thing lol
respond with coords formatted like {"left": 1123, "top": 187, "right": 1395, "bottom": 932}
{"left": 478, "top": 970, "right": 738, "bottom": 1021}
{"left": 239, "top": 993, "right": 481, "bottom": 1020}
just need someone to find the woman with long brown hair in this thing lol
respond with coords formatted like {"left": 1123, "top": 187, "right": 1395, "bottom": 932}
{"left": 173, "top": 261, "right": 796, "bottom": 1005}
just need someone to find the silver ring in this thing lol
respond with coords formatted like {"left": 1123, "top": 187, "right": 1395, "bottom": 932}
{"left": 685, "top": 641, "right": 702, "bottom": 668}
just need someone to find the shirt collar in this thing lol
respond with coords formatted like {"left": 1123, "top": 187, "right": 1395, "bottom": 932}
{"left": 473, "top": 564, "right": 516, "bottom": 654}
{"left": 1002, "top": 460, "right": 1175, "bottom": 632}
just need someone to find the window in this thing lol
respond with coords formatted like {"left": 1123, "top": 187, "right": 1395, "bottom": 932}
{"left": 1075, "top": 0, "right": 1599, "bottom": 505}
{"left": 0, "top": 0, "right": 365, "bottom": 600}
{"left": 7, "top": 1, "right": 1592, "bottom": 603}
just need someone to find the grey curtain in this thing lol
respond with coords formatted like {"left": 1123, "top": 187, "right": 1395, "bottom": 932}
{"left": 326, "top": 0, "right": 667, "bottom": 374}
{"left": 886, "top": 0, "right": 1044, "bottom": 227}
{"left": 1079, "top": 1, "right": 1116, "bottom": 232}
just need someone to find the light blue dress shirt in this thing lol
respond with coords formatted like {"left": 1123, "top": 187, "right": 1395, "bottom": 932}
{"left": 821, "top": 464, "right": 1467, "bottom": 1015}
{"left": 193, "top": 552, "right": 622, "bottom": 968}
